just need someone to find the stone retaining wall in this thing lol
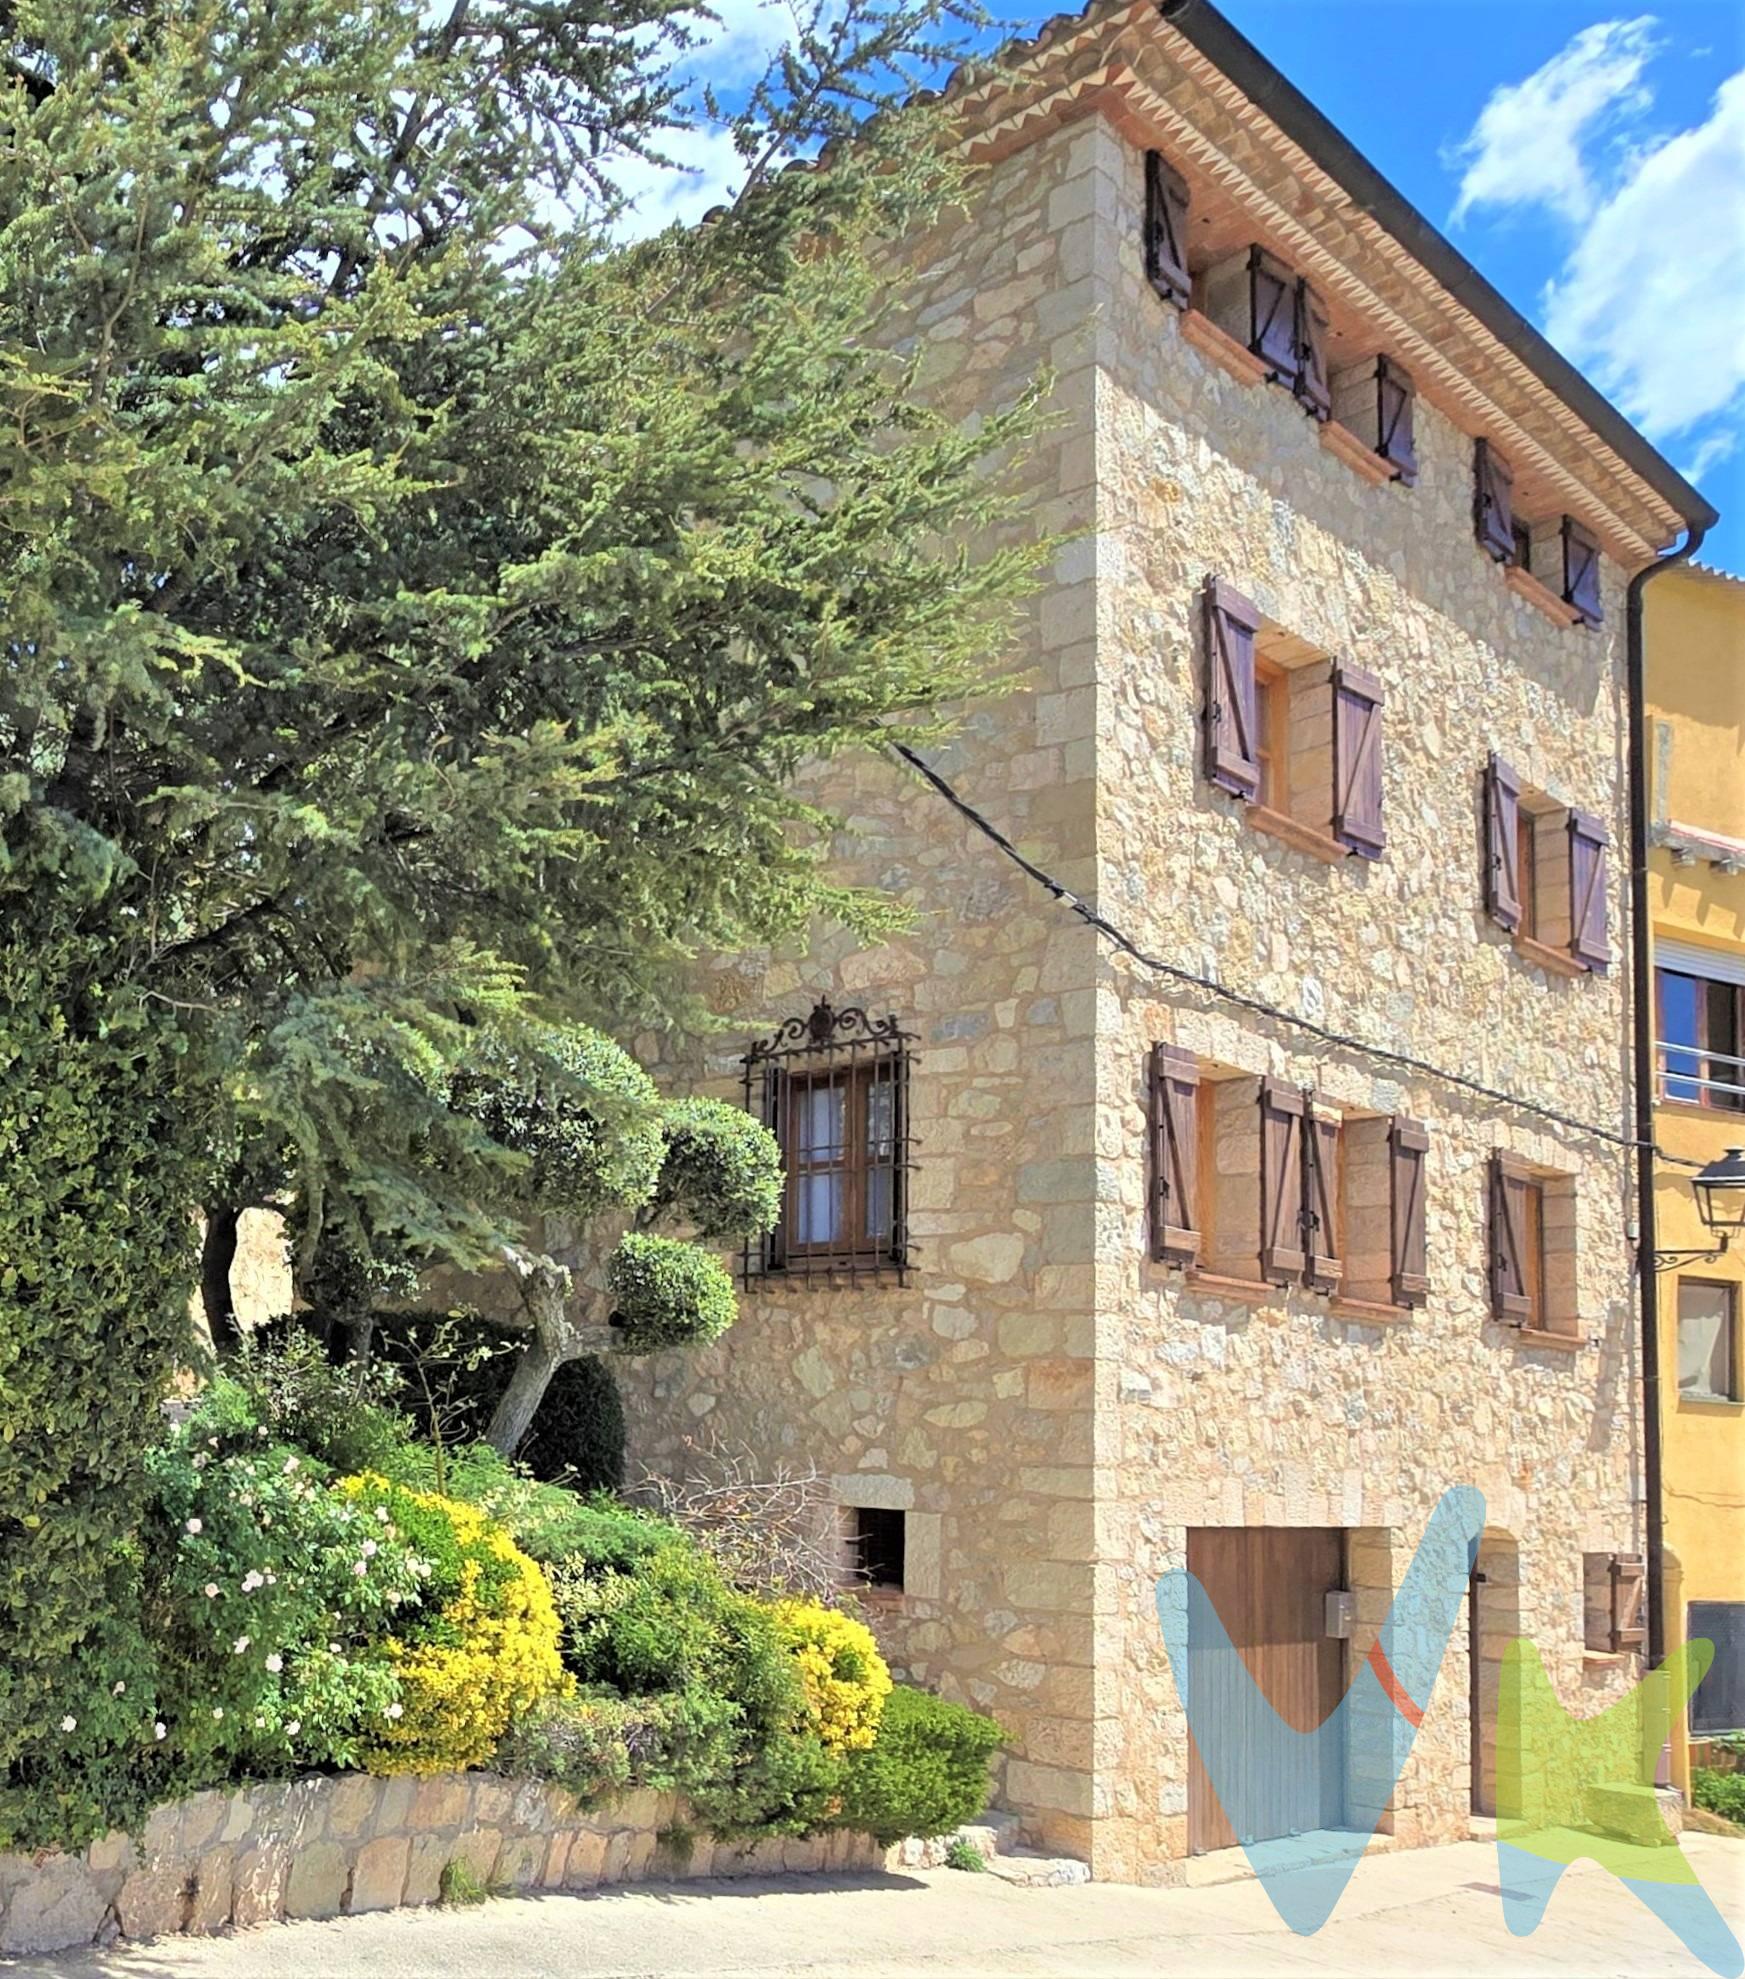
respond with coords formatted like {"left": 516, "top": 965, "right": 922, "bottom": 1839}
{"left": 0, "top": 1772, "right": 890, "bottom": 1956}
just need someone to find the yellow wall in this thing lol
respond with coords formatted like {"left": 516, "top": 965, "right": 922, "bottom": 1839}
{"left": 1645, "top": 563, "right": 1745, "bottom": 1774}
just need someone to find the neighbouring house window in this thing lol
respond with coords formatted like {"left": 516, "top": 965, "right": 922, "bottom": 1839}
{"left": 840, "top": 1506, "right": 905, "bottom": 1592}
{"left": 1658, "top": 966, "right": 1745, "bottom": 1109}
{"left": 1678, "top": 1280, "right": 1740, "bottom": 1401}
{"left": 742, "top": 998, "right": 914, "bottom": 1284}
{"left": 1483, "top": 755, "right": 1610, "bottom": 972}
{"left": 1201, "top": 578, "right": 1385, "bottom": 860}
{"left": 1689, "top": 1602, "right": 1745, "bottom": 1735}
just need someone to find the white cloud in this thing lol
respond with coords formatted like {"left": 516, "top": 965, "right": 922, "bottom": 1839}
{"left": 607, "top": 126, "right": 754, "bottom": 239}
{"left": 1449, "top": 16, "right": 1659, "bottom": 224}
{"left": 1541, "top": 68, "right": 1745, "bottom": 442}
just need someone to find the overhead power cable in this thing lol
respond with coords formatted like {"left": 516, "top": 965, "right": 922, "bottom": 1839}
{"left": 889, "top": 739, "right": 1705, "bottom": 1170}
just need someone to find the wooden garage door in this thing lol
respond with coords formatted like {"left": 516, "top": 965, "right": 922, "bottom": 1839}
{"left": 1186, "top": 1527, "right": 1347, "bottom": 1853}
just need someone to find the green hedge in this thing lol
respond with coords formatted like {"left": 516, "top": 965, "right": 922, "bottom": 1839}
{"left": 831, "top": 1686, "right": 1005, "bottom": 1844}
{"left": 1693, "top": 1766, "right": 1745, "bottom": 1826}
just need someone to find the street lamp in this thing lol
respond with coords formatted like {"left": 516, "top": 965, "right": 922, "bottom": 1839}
{"left": 1655, "top": 1145, "right": 1745, "bottom": 1270}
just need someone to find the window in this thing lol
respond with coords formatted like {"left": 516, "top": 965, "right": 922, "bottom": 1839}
{"left": 1329, "top": 354, "right": 1418, "bottom": 483}
{"left": 1148, "top": 1048, "right": 1427, "bottom": 1307}
{"left": 742, "top": 998, "right": 914, "bottom": 1283}
{"left": 1488, "top": 1152, "right": 1578, "bottom": 1336}
{"left": 1584, "top": 1553, "right": 1646, "bottom": 1655}
{"left": 1474, "top": 439, "right": 1515, "bottom": 562}
{"left": 1142, "top": 150, "right": 1190, "bottom": 309}
{"left": 840, "top": 1506, "right": 905, "bottom": 1593}
{"left": 1483, "top": 755, "right": 1610, "bottom": 973}
{"left": 1657, "top": 964, "right": 1745, "bottom": 1109}
{"left": 1202, "top": 578, "right": 1385, "bottom": 860}
{"left": 1689, "top": 1602, "right": 1745, "bottom": 1734}
{"left": 1678, "top": 1280, "right": 1739, "bottom": 1401}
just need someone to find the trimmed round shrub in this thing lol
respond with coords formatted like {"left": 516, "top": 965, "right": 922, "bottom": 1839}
{"left": 772, "top": 1600, "right": 891, "bottom": 1752}
{"left": 607, "top": 1232, "right": 737, "bottom": 1351}
{"left": 337, "top": 1474, "right": 568, "bottom": 1774}
{"left": 655, "top": 1098, "right": 783, "bottom": 1242}
{"left": 832, "top": 1685, "right": 1005, "bottom": 1844}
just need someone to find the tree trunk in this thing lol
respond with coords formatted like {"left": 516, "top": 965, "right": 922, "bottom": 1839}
{"left": 200, "top": 1204, "right": 242, "bottom": 1352}
{"left": 485, "top": 1255, "right": 612, "bottom": 1455}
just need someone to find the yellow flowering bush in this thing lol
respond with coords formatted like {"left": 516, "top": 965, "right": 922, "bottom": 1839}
{"left": 771, "top": 1599, "right": 891, "bottom": 1753}
{"left": 337, "top": 1475, "right": 568, "bottom": 1774}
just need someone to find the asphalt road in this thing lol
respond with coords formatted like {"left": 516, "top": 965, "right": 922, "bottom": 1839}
{"left": 15, "top": 1835, "right": 1745, "bottom": 1979}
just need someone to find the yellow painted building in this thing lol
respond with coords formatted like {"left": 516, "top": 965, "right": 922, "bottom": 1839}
{"left": 1646, "top": 561, "right": 1745, "bottom": 1783}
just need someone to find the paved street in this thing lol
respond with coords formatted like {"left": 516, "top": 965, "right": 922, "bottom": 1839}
{"left": 15, "top": 1836, "right": 1743, "bottom": 1979}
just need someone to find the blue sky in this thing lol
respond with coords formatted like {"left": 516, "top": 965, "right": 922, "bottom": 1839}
{"left": 626, "top": 0, "right": 1745, "bottom": 570}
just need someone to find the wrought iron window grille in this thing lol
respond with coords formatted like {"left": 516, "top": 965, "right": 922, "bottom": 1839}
{"left": 741, "top": 998, "right": 916, "bottom": 1286}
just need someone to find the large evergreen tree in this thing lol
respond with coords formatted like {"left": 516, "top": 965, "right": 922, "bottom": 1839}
{"left": 0, "top": 0, "right": 1038, "bottom": 1839}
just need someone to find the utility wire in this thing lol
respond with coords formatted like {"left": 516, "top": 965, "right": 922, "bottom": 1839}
{"left": 889, "top": 739, "right": 1708, "bottom": 1170}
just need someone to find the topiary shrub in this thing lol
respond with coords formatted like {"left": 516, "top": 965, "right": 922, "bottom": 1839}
{"left": 772, "top": 1599, "right": 891, "bottom": 1752}
{"left": 337, "top": 1473, "right": 569, "bottom": 1774}
{"left": 607, "top": 1233, "right": 736, "bottom": 1352}
{"left": 832, "top": 1685, "right": 1005, "bottom": 1844}
{"left": 0, "top": 936, "right": 212, "bottom": 1850}
{"left": 652, "top": 1098, "right": 783, "bottom": 1242}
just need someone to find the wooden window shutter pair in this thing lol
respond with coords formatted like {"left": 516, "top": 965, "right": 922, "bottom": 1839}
{"left": 1202, "top": 577, "right": 1261, "bottom": 799}
{"left": 1149, "top": 1044, "right": 1200, "bottom": 1264}
{"left": 1389, "top": 1117, "right": 1430, "bottom": 1307}
{"left": 1561, "top": 519, "right": 1603, "bottom": 626}
{"left": 1608, "top": 1554, "right": 1647, "bottom": 1653}
{"left": 1332, "top": 665, "right": 1385, "bottom": 858}
{"left": 1485, "top": 758, "right": 1610, "bottom": 971}
{"left": 1474, "top": 440, "right": 1515, "bottom": 562}
{"left": 1258, "top": 1080, "right": 1342, "bottom": 1292}
{"left": 1143, "top": 152, "right": 1190, "bottom": 310}
{"left": 1488, "top": 1152, "right": 1535, "bottom": 1322}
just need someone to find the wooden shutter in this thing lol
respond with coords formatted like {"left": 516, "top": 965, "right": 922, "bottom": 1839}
{"left": 1484, "top": 754, "right": 1522, "bottom": 933}
{"left": 1609, "top": 1554, "right": 1647, "bottom": 1653}
{"left": 1293, "top": 279, "right": 1331, "bottom": 420}
{"left": 1489, "top": 1152, "right": 1533, "bottom": 1323}
{"left": 1567, "top": 809, "right": 1611, "bottom": 971}
{"left": 1149, "top": 1044, "right": 1200, "bottom": 1265}
{"left": 1474, "top": 440, "right": 1514, "bottom": 562}
{"left": 1259, "top": 1078, "right": 1306, "bottom": 1285}
{"left": 1203, "top": 577, "right": 1261, "bottom": 800}
{"left": 1376, "top": 357, "right": 1418, "bottom": 484}
{"left": 1389, "top": 1117, "right": 1429, "bottom": 1307}
{"left": 1144, "top": 152, "right": 1190, "bottom": 310}
{"left": 1331, "top": 664, "right": 1385, "bottom": 859}
{"left": 1562, "top": 518, "right": 1603, "bottom": 626}
{"left": 1248, "top": 248, "right": 1298, "bottom": 382}
{"left": 1302, "top": 1103, "right": 1342, "bottom": 1293}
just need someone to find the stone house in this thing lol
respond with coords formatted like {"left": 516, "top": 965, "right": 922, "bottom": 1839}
{"left": 617, "top": 0, "right": 1716, "bottom": 1882}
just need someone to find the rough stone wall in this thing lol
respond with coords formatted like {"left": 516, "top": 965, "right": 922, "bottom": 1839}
{"left": 616, "top": 118, "right": 1108, "bottom": 1860}
{"left": 1086, "top": 115, "right": 1643, "bottom": 1882}
{"left": 0, "top": 1774, "right": 887, "bottom": 1955}
{"left": 618, "top": 105, "right": 1648, "bottom": 1884}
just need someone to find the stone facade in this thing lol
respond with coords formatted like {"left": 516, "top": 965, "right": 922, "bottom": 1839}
{"left": 0, "top": 1773, "right": 887, "bottom": 1955}
{"left": 614, "top": 11, "right": 1690, "bottom": 1886}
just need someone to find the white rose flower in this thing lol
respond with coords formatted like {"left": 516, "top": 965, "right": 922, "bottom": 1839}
{"left": 60, "top": 1714, "right": 77, "bottom": 1733}
{"left": 283, "top": 1456, "right": 299, "bottom": 1474}
{"left": 212, "top": 1707, "right": 224, "bottom": 1721}
{"left": 385, "top": 1702, "right": 404, "bottom": 1720}
{"left": 204, "top": 1583, "right": 220, "bottom": 1599}
{"left": 233, "top": 1636, "right": 251, "bottom": 1655}
{"left": 361, "top": 1540, "right": 378, "bottom": 1558}
{"left": 154, "top": 1722, "right": 167, "bottom": 1741}
{"left": 185, "top": 1517, "right": 202, "bottom": 1535}
{"left": 113, "top": 1681, "right": 126, "bottom": 1696}
{"left": 286, "top": 1720, "right": 301, "bottom": 1738}
{"left": 352, "top": 1560, "right": 367, "bottom": 1577}
{"left": 265, "top": 1653, "right": 283, "bottom": 1674}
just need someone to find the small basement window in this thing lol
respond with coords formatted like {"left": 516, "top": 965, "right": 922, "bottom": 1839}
{"left": 841, "top": 1506, "right": 906, "bottom": 1593}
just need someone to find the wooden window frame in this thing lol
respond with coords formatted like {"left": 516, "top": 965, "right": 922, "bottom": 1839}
{"left": 1677, "top": 1278, "right": 1740, "bottom": 1403}
{"left": 742, "top": 999, "right": 915, "bottom": 1286}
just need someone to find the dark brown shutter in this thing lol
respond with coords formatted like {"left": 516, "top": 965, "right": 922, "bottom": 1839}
{"left": 1293, "top": 279, "right": 1331, "bottom": 420}
{"left": 1260, "top": 1078, "right": 1306, "bottom": 1285}
{"left": 1144, "top": 151, "right": 1190, "bottom": 310}
{"left": 1567, "top": 808, "right": 1610, "bottom": 971}
{"left": 1562, "top": 519, "right": 1603, "bottom": 626}
{"left": 1608, "top": 1555, "right": 1646, "bottom": 1652}
{"left": 1474, "top": 439, "right": 1514, "bottom": 562}
{"left": 1203, "top": 577, "right": 1261, "bottom": 800}
{"left": 1389, "top": 1117, "right": 1429, "bottom": 1307}
{"left": 1248, "top": 248, "right": 1298, "bottom": 381}
{"left": 1376, "top": 356, "right": 1417, "bottom": 483}
{"left": 1331, "top": 664, "right": 1385, "bottom": 858}
{"left": 1149, "top": 1044, "right": 1200, "bottom": 1265}
{"left": 1302, "top": 1103, "right": 1342, "bottom": 1292}
{"left": 1484, "top": 754, "right": 1522, "bottom": 933}
{"left": 1489, "top": 1152, "right": 1532, "bottom": 1323}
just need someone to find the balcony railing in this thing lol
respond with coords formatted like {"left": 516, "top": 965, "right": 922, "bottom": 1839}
{"left": 1657, "top": 1038, "right": 1745, "bottom": 1109}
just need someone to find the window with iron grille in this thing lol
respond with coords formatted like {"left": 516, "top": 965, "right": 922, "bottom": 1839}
{"left": 742, "top": 998, "right": 915, "bottom": 1284}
